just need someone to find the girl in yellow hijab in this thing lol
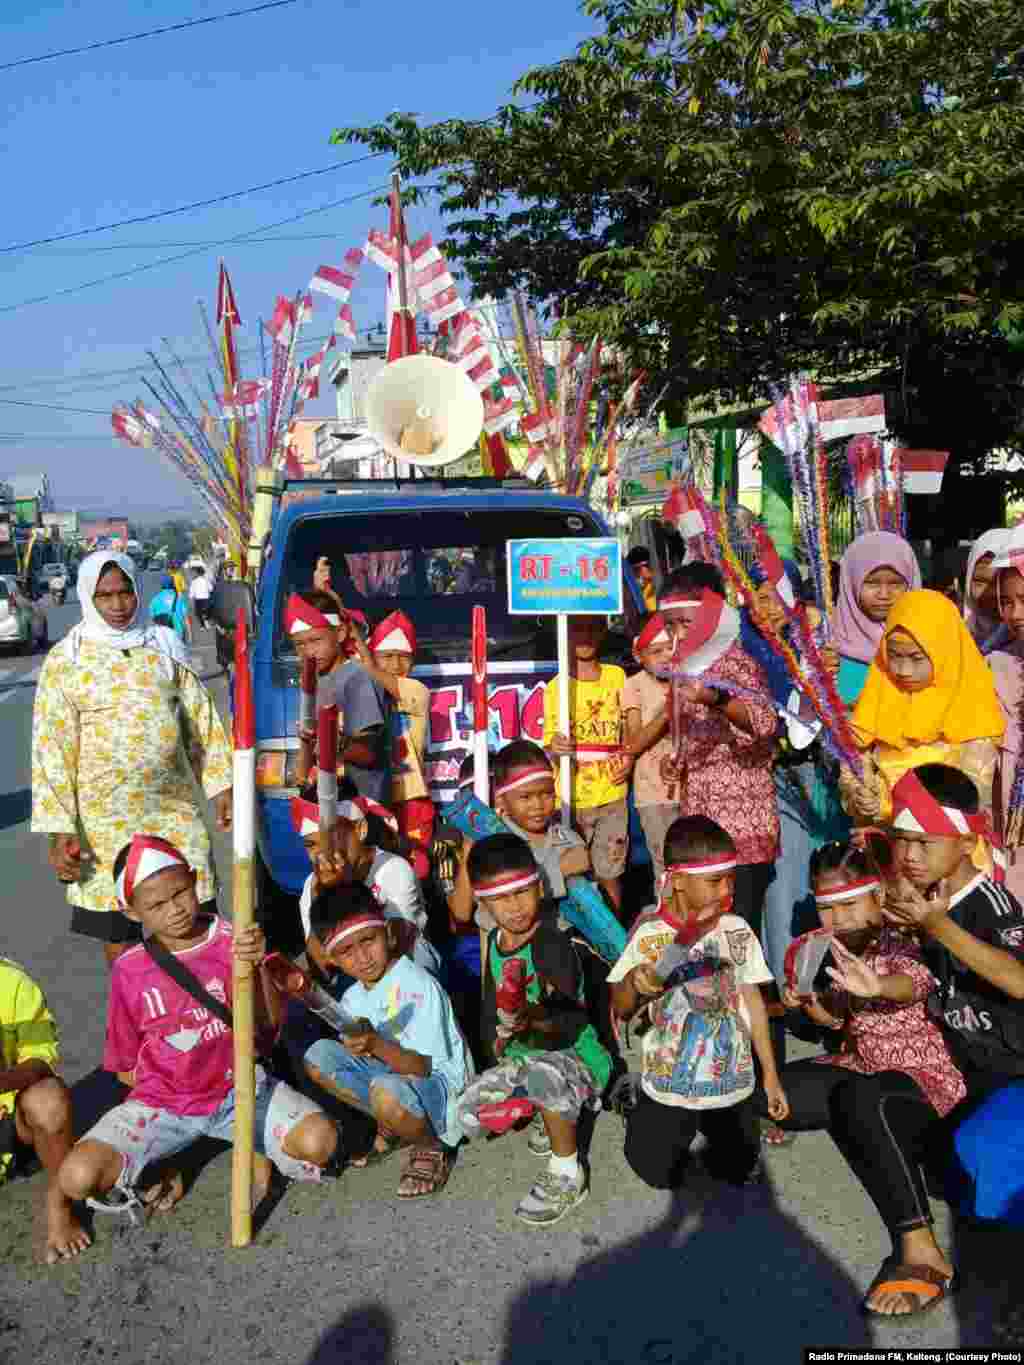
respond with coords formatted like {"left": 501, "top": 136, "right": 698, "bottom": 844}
{"left": 840, "top": 589, "right": 1004, "bottom": 824}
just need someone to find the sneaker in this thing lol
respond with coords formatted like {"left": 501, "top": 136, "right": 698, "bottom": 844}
{"left": 515, "top": 1168, "right": 588, "bottom": 1226}
{"left": 527, "top": 1113, "right": 551, "bottom": 1157}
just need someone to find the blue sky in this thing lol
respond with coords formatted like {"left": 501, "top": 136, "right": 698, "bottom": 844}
{"left": 1, "top": 0, "right": 597, "bottom": 520}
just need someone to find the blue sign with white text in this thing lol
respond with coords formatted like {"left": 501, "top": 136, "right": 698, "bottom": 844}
{"left": 507, "top": 537, "right": 623, "bottom": 616}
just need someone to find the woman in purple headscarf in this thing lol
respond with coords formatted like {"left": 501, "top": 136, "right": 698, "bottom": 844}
{"left": 832, "top": 532, "right": 922, "bottom": 707}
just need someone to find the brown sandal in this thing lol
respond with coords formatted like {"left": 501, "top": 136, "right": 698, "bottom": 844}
{"left": 396, "top": 1144, "right": 450, "bottom": 1199}
{"left": 862, "top": 1260, "right": 958, "bottom": 1320}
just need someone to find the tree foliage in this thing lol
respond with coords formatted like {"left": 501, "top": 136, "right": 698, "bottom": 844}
{"left": 334, "top": 0, "right": 1024, "bottom": 462}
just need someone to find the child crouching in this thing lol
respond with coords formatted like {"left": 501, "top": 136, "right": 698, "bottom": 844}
{"left": 58, "top": 836, "right": 341, "bottom": 1222}
{"left": 608, "top": 816, "right": 787, "bottom": 1189}
{"left": 455, "top": 834, "right": 612, "bottom": 1227}
{"left": 304, "top": 885, "right": 472, "bottom": 1198}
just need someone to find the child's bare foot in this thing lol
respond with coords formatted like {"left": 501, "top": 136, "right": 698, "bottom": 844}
{"left": 43, "top": 1191, "right": 91, "bottom": 1265}
{"left": 141, "top": 1169, "right": 185, "bottom": 1215}
{"left": 350, "top": 1132, "right": 401, "bottom": 1168}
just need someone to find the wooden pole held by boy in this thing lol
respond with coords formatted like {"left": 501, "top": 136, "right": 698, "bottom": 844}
{"left": 231, "top": 610, "right": 257, "bottom": 1247}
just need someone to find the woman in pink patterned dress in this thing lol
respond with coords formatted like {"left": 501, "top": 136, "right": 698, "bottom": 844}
{"left": 657, "top": 564, "right": 780, "bottom": 934}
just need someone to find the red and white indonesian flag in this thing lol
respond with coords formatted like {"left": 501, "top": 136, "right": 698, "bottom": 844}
{"left": 668, "top": 589, "right": 741, "bottom": 676}
{"left": 896, "top": 449, "right": 949, "bottom": 496}
{"left": 309, "top": 249, "right": 365, "bottom": 303}
{"left": 661, "top": 484, "right": 705, "bottom": 540}
{"left": 760, "top": 391, "right": 886, "bottom": 447}
{"left": 267, "top": 296, "right": 296, "bottom": 350}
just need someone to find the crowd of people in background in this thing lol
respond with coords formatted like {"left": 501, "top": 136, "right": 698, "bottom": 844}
{"left": 5, "top": 530, "right": 1024, "bottom": 1327}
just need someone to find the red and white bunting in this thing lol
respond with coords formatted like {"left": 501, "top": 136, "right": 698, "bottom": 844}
{"left": 309, "top": 249, "right": 364, "bottom": 302}
{"left": 333, "top": 303, "right": 357, "bottom": 342}
{"left": 760, "top": 390, "right": 886, "bottom": 448}
{"left": 221, "top": 378, "right": 269, "bottom": 418}
{"left": 298, "top": 293, "right": 314, "bottom": 324}
{"left": 266, "top": 296, "right": 296, "bottom": 349}
{"left": 111, "top": 410, "right": 147, "bottom": 447}
{"left": 521, "top": 445, "right": 548, "bottom": 483}
{"left": 483, "top": 394, "right": 518, "bottom": 437}
{"left": 897, "top": 448, "right": 949, "bottom": 495}
{"left": 520, "top": 411, "right": 553, "bottom": 445}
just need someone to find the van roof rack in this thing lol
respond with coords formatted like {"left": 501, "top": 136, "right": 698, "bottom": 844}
{"left": 283, "top": 475, "right": 538, "bottom": 494}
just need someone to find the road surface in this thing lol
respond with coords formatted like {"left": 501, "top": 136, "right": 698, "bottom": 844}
{"left": 0, "top": 577, "right": 1015, "bottom": 1364}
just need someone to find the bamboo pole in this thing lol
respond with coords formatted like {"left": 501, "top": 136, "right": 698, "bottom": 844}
{"left": 230, "top": 609, "right": 257, "bottom": 1248}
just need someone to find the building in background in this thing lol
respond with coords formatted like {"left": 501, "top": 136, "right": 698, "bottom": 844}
{"left": 80, "top": 517, "right": 130, "bottom": 546}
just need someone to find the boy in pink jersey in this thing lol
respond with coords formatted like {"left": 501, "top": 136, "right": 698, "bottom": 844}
{"left": 58, "top": 835, "right": 341, "bottom": 1224}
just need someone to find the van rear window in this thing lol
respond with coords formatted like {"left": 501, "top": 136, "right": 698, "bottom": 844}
{"left": 278, "top": 506, "right": 618, "bottom": 663}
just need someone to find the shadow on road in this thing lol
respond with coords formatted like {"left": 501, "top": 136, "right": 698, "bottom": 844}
{"left": 306, "top": 1303, "right": 395, "bottom": 1365}
{"left": 499, "top": 1176, "right": 872, "bottom": 1365}
{"left": 0, "top": 787, "right": 32, "bottom": 830}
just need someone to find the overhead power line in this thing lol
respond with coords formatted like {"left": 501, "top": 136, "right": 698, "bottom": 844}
{"left": 1, "top": 151, "right": 387, "bottom": 255}
{"left": 0, "top": 182, "right": 390, "bottom": 317}
{"left": 26, "top": 233, "right": 381, "bottom": 254}
{"left": 0, "top": 398, "right": 111, "bottom": 415}
{"left": 1, "top": 0, "right": 300, "bottom": 74}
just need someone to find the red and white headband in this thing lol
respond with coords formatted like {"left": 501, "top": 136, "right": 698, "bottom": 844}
{"left": 494, "top": 765, "right": 553, "bottom": 798}
{"left": 322, "top": 911, "right": 388, "bottom": 953}
{"left": 659, "top": 592, "right": 701, "bottom": 611}
{"left": 664, "top": 855, "right": 738, "bottom": 878}
{"left": 890, "top": 769, "right": 985, "bottom": 839}
{"left": 283, "top": 593, "right": 340, "bottom": 636}
{"left": 472, "top": 869, "right": 541, "bottom": 900}
{"left": 290, "top": 794, "right": 399, "bottom": 836}
{"left": 116, "top": 834, "right": 191, "bottom": 908}
{"left": 368, "top": 610, "right": 416, "bottom": 655}
{"left": 814, "top": 876, "right": 881, "bottom": 907}
{"left": 634, "top": 613, "right": 670, "bottom": 652}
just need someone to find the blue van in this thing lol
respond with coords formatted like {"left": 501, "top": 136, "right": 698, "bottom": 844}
{"left": 218, "top": 476, "right": 644, "bottom": 936}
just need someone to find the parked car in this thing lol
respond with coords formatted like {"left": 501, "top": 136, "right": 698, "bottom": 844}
{"left": 0, "top": 576, "right": 48, "bottom": 653}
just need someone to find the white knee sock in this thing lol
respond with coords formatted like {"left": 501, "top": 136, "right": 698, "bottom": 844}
{"left": 548, "top": 1150, "right": 580, "bottom": 1181}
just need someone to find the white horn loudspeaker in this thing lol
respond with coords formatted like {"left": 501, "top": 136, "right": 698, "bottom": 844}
{"left": 364, "top": 354, "right": 485, "bottom": 468}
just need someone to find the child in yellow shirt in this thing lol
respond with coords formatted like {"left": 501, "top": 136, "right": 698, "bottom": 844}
{"left": 543, "top": 615, "right": 632, "bottom": 913}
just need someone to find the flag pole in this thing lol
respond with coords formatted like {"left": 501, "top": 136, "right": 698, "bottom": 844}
{"left": 390, "top": 171, "right": 410, "bottom": 360}
{"left": 230, "top": 610, "right": 257, "bottom": 1248}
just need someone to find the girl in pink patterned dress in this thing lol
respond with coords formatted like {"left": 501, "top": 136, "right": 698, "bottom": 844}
{"left": 778, "top": 841, "right": 965, "bottom": 1118}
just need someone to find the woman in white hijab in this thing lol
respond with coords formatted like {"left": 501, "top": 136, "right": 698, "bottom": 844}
{"left": 964, "top": 528, "right": 1010, "bottom": 650}
{"left": 31, "top": 552, "right": 233, "bottom": 963}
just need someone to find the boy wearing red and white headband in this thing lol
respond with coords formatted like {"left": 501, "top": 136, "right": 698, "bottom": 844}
{"left": 608, "top": 815, "right": 786, "bottom": 1190}
{"left": 59, "top": 836, "right": 342, "bottom": 1223}
{"left": 290, "top": 794, "right": 436, "bottom": 979}
{"left": 621, "top": 612, "right": 678, "bottom": 884}
{"left": 286, "top": 590, "right": 391, "bottom": 808}
{"left": 455, "top": 834, "right": 612, "bottom": 1227}
{"left": 351, "top": 610, "right": 433, "bottom": 879}
{"left": 491, "top": 740, "right": 590, "bottom": 900}
{"left": 304, "top": 884, "right": 471, "bottom": 1198}
{"left": 543, "top": 616, "right": 631, "bottom": 913}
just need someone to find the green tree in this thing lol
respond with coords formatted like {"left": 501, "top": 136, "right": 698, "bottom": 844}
{"left": 334, "top": 0, "right": 1024, "bottom": 471}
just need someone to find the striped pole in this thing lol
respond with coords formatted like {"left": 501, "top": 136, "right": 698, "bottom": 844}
{"left": 230, "top": 610, "right": 257, "bottom": 1248}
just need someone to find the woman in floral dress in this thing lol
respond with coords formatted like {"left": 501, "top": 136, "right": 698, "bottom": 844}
{"left": 31, "top": 552, "right": 232, "bottom": 964}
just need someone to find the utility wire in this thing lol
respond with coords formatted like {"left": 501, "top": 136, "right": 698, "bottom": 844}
{"left": 4, "top": 101, "right": 536, "bottom": 256}
{"left": 0, "top": 398, "right": 111, "bottom": 415}
{"left": 1, "top": 0, "right": 301, "bottom": 73}
{"left": 1, "top": 151, "right": 386, "bottom": 255}
{"left": 0, "top": 182, "right": 390, "bottom": 316}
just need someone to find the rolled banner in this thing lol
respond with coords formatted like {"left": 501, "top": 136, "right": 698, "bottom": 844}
{"left": 445, "top": 789, "right": 627, "bottom": 963}
{"left": 471, "top": 605, "right": 490, "bottom": 804}
{"left": 230, "top": 610, "right": 256, "bottom": 1249}
{"left": 299, "top": 655, "right": 317, "bottom": 734}
{"left": 317, "top": 703, "right": 339, "bottom": 861}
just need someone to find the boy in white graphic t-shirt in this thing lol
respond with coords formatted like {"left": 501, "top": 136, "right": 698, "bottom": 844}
{"left": 608, "top": 815, "right": 788, "bottom": 1190}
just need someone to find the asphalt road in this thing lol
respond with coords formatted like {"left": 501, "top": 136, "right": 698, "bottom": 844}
{"left": 0, "top": 577, "right": 1016, "bottom": 1364}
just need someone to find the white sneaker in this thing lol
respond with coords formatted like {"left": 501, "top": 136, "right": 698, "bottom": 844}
{"left": 515, "top": 1168, "right": 588, "bottom": 1226}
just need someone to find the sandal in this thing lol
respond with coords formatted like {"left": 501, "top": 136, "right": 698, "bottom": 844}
{"left": 396, "top": 1144, "right": 450, "bottom": 1199}
{"left": 760, "top": 1119, "right": 796, "bottom": 1148}
{"left": 862, "top": 1260, "right": 959, "bottom": 1320}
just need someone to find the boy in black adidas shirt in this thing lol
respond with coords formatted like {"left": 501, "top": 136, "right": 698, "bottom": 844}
{"left": 842, "top": 763, "right": 1024, "bottom": 1322}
